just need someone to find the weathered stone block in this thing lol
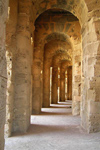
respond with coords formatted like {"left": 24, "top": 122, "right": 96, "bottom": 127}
{"left": 87, "top": 89, "right": 95, "bottom": 101}
{"left": 72, "top": 101, "right": 80, "bottom": 116}
{"left": 89, "top": 101, "right": 100, "bottom": 114}
{"left": 74, "top": 75, "right": 81, "bottom": 82}
{"left": 74, "top": 96, "right": 81, "bottom": 101}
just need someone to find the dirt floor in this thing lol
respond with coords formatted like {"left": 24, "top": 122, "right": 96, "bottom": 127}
{"left": 5, "top": 101, "right": 100, "bottom": 150}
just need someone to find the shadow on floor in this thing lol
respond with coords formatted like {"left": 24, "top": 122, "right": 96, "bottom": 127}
{"left": 40, "top": 111, "right": 72, "bottom": 116}
{"left": 27, "top": 124, "right": 80, "bottom": 135}
{"left": 49, "top": 106, "right": 72, "bottom": 108}
{"left": 11, "top": 102, "right": 76, "bottom": 138}
{"left": 11, "top": 124, "right": 81, "bottom": 137}
{"left": 57, "top": 102, "right": 72, "bottom": 105}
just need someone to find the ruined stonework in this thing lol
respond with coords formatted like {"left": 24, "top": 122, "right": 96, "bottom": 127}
{"left": 0, "top": 1, "right": 100, "bottom": 149}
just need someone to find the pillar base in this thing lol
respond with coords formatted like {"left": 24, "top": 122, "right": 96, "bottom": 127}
{"left": 59, "top": 99, "right": 65, "bottom": 102}
{"left": 12, "top": 116, "right": 30, "bottom": 133}
{"left": 42, "top": 104, "right": 50, "bottom": 108}
{"left": 51, "top": 101, "right": 58, "bottom": 104}
{"left": 72, "top": 101, "right": 80, "bottom": 116}
{"left": 0, "top": 127, "right": 4, "bottom": 150}
{"left": 88, "top": 101, "right": 100, "bottom": 133}
{"left": 32, "top": 111, "right": 41, "bottom": 115}
{"left": 81, "top": 101, "right": 100, "bottom": 133}
{"left": 32, "top": 108, "right": 41, "bottom": 115}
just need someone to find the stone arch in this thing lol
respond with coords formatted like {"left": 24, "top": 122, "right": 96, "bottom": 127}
{"left": 44, "top": 39, "right": 72, "bottom": 60}
{"left": 32, "top": 0, "right": 88, "bottom": 25}
{"left": 45, "top": 32, "right": 71, "bottom": 44}
{"left": 33, "top": 16, "right": 81, "bottom": 114}
{"left": 26, "top": 0, "right": 100, "bottom": 133}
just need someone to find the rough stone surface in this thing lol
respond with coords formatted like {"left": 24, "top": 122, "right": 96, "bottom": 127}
{"left": 0, "top": 1, "right": 100, "bottom": 150}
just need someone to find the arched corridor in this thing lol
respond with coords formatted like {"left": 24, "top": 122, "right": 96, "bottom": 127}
{"left": 0, "top": 0, "right": 100, "bottom": 150}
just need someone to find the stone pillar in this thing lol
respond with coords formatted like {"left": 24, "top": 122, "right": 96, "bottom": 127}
{"left": 72, "top": 43, "right": 81, "bottom": 116}
{"left": 65, "top": 70, "right": 67, "bottom": 100}
{"left": 43, "top": 63, "right": 50, "bottom": 107}
{"left": 5, "top": 0, "right": 18, "bottom": 137}
{"left": 30, "top": 33, "right": 34, "bottom": 116}
{"left": 41, "top": 63, "right": 43, "bottom": 109}
{"left": 60, "top": 66, "right": 65, "bottom": 102}
{"left": 81, "top": 17, "right": 100, "bottom": 133}
{"left": 0, "top": 27, "right": 7, "bottom": 149}
{"left": 67, "top": 66, "right": 72, "bottom": 100}
{"left": 5, "top": 51, "right": 14, "bottom": 137}
{"left": 58, "top": 67, "right": 60, "bottom": 102}
{"left": 0, "top": 0, "right": 8, "bottom": 149}
{"left": 52, "top": 66, "right": 58, "bottom": 104}
{"left": 30, "top": 75, "right": 33, "bottom": 115}
{"left": 12, "top": 12, "right": 32, "bottom": 132}
{"left": 32, "top": 50, "right": 43, "bottom": 114}
{"left": 50, "top": 67, "right": 53, "bottom": 104}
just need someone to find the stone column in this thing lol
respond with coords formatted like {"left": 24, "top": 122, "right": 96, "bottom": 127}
{"left": 0, "top": 22, "right": 7, "bottom": 150}
{"left": 60, "top": 66, "right": 65, "bottom": 102}
{"left": 52, "top": 66, "right": 58, "bottom": 104}
{"left": 12, "top": 12, "right": 32, "bottom": 132}
{"left": 67, "top": 66, "right": 72, "bottom": 100}
{"left": 81, "top": 17, "right": 100, "bottom": 133}
{"left": 5, "top": 0, "right": 18, "bottom": 137}
{"left": 5, "top": 51, "right": 14, "bottom": 137}
{"left": 43, "top": 62, "right": 50, "bottom": 107}
{"left": 41, "top": 63, "right": 43, "bottom": 109}
{"left": 0, "top": 0, "right": 8, "bottom": 149}
{"left": 65, "top": 70, "right": 67, "bottom": 100}
{"left": 58, "top": 67, "right": 60, "bottom": 102}
{"left": 72, "top": 43, "right": 81, "bottom": 116}
{"left": 32, "top": 49, "right": 43, "bottom": 114}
